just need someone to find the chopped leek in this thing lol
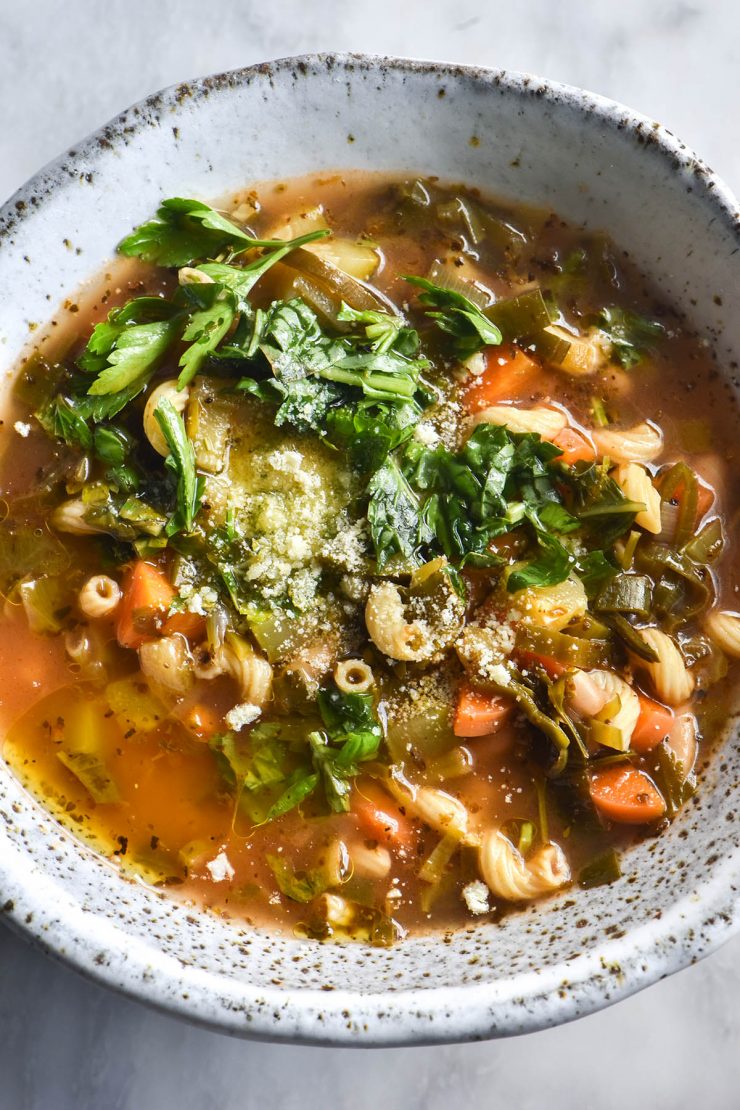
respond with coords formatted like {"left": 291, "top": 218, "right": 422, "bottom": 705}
{"left": 595, "top": 573, "right": 653, "bottom": 617}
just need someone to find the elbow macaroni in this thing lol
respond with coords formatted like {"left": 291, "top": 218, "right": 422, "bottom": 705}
{"left": 612, "top": 463, "right": 662, "bottom": 533}
{"left": 470, "top": 404, "right": 567, "bottom": 439}
{"left": 143, "top": 380, "right": 190, "bottom": 457}
{"left": 365, "top": 582, "right": 433, "bottom": 661}
{"left": 705, "top": 610, "right": 740, "bottom": 659}
{"left": 479, "top": 829, "right": 571, "bottom": 902}
{"left": 592, "top": 421, "right": 663, "bottom": 464}
{"left": 139, "top": 635, "right": 194, "bottom": 695}
{"left": 510, "top": 576, "right": 587, "bottom": 632}
{"left": 633, "top": 627, "right": 695, "bottom": 705}
{"left": 78, "top": 575, "right": 121, "bottom": 619}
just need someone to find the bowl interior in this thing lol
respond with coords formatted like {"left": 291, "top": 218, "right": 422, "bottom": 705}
{"left": 0, "top": 55, "right": 739, "bottom": 1045}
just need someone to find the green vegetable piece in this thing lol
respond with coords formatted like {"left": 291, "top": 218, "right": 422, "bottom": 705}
{"left": 484, "top": 289, "right": 555, "bottom": 342}
{"left": 367, "top": 457, "right": 427, "bottom": 569}
{"left": 595, "top": 573, "right": 653, "bottom": 617}
{"left": 177, "top": 287, "right": 236, "bottom": 388}
{"left": 57, "top": 750, "right": 120, "bottom": 805}
{"left": 155, "top": 398, "right": 204, "bottom": 536}
{"left": 266, "top": 853, "right": 328, "bottom": 903}
{"left": 578, "top": 849, "right": 622, "bottom": 889}
{"left": 605, "top": 614, "right": 660, "bottom": 662}
{"left": 87, "top": 318, "right": 182, "bottom": 399}
{"left": 17, "top": 576, "right": 73, "bottom": 634}
{"left": 106, "top": 677, "right": 167, "bottom": 734}
{"left": 596, "top": 305, "right": 665, "bottom": 369}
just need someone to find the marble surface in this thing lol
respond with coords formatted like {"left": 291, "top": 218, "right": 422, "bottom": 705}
{"left": 1, "top": 1, "right": 739, "bottom": 1106}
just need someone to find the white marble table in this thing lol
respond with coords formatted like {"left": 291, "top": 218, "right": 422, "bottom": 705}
{"left": 1, "top": 2, "right": 739, "bottom": 1106}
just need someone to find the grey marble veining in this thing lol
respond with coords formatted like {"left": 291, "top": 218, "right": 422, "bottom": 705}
{"left": 1, "top": 1, "right": 739, "bottom": 1107}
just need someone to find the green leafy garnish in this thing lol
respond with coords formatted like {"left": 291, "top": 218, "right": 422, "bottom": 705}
{"left": 118, "top": 198, "right": 255, "bottom": 266}
{"left": 310, "top": 686, "right": 383, "bottom": 812}
{"left": 177, "top": 285, "right": 236, "bottom": 388}
{"left": 596, "top": 306, "right": 666, "bottom": 369}
{"left": 404, "top": 275, "right": 502, "bottom": 356}
{"left": 81, "top": 298, "right": 183, "bottom": 398}
{"left": 154, "top": 398, "right": 204, "bottom": 536}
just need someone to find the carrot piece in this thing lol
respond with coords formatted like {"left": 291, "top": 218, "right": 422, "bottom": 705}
{"left": 116, "top": 561, "right": 176, "bottom": 649}
{"left": 163, "top": 609, "right": 207, "bottom": 642}
{"left": 631, "top": 695, "right": 674, "bottom": 753}
{"left": 695, "top": 482, "right": 715, "bottom": 523}
{"left": 179, "top": 703, "right": 223, "bottom": 741}
{"left": 515, "top": 649, "right": 567, "bottom": 679}
{"left": 454, "top": 683, "right": 513, "bottom": 737}
{"left": 462, "top": 346, "right": 540, "bottom": 411}
{"left": 659, "top": 474, "right": 715, "bottom": 527}
{"left": 352, "top": 787, "right": 415, "bottom": 849}
{"left": 551, "top": 427, "right": 596, "bottom": 466}
{"left": 589, "top": 765, "right": 666, "bottom": 824}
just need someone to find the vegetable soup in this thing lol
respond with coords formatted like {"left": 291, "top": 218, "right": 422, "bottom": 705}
{"left": 1, "top": 172, "right": 738, "bottom": 944}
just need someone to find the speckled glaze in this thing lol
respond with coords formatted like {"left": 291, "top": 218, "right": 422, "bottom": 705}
{"left": 0, "top": 54, "right": 738, "bottom": 1047}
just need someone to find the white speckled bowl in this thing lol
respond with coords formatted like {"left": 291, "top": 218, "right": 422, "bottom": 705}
{"left": 0, "top": 55, "right": 739, "bottom": 1046}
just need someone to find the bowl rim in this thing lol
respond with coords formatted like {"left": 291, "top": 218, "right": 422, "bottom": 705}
{"left": 1, "top": 51, "right": 739, "bottom": 1046}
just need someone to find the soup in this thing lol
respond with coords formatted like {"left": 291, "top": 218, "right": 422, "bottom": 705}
{"left": 1, "top": 173, "right": 737, "bottom": 945}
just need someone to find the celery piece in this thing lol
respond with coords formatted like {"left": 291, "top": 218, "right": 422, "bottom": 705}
{"left": 590, "top": 397, "right": 610, "bottom": 427}
{"left": 418, "top": 833, "right": 460, "bottom": 883}
{"left": 386, "top": 701, "right": 457, "bottom": 762}
{"left": 56, "top": 751, "right": 119, "bottom": 804}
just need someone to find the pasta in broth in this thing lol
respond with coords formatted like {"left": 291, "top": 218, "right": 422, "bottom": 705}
{"left": 0, "top": 172, "right": 738, "bottom": 944}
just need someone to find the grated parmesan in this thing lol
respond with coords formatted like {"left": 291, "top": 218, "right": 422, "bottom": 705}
{"left": 205, "top": 851, "right": 235, "bottom": 883}
{"left": 462, "top": 880, "right": 490, "bottom": 915}
{"left": 224, "top": 703, "right": 261, "bottom": 730}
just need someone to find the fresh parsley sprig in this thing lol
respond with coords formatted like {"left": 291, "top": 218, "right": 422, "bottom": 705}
{"left": 404, "top": 275, "right": 503, "bottom": 356}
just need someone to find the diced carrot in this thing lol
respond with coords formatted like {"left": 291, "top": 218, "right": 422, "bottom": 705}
{"left": 352, "top": 786, "right": 415, "bottom": 849}
{"left": 179, "top": 703, "right": 223, "bottom": 742}
{"left": 695, "top": 482, "right": 715, "bottom": 523}
{"left": 631, "top": 694, "right": 674, "bottom": 753}
{"left": 589, "top": 765, "right": 666, "bottom": 824}
{"left": 462, "top": 346, "right": 540, "bottom": 411}
{"left": 551, "top": 427, "right": 596, "bottom": 466}
{"left": 515, "top": 649, "right": 567, "bottom": 679}
{"left": 163, "top": 609, "right": 207, "bottom": 642}
{"left": 117, "top": 561, "right": 177, "bottom": 649}
{"left": 454, "top": 682, "right": 513, "bottom": 737}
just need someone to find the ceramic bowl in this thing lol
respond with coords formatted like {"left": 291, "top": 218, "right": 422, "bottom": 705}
{"left": 0, "top": 54, "right": 738, "bottom": 1046}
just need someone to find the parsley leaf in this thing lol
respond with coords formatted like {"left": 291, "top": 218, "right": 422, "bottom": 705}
{"left": 119, "top": 198, "right": 332, "bottom": 269}
{"left": 81, "top": 299, "right": 183, "bottom": 398}
{"left": 154, "top": 398, "right": 204, "bottom": 536}
{"left": 177, "top": 284, "right": 236, "bottom": 389}
{"left": 404, "top": 275, "right": 503, "bottom": 356}
{"left": 118, "top": 198, "right": 256, "bottom": 267}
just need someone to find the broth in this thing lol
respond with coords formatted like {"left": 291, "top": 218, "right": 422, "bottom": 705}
{"left": 1, "top": 172, "right": 737, "bottom": 943}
